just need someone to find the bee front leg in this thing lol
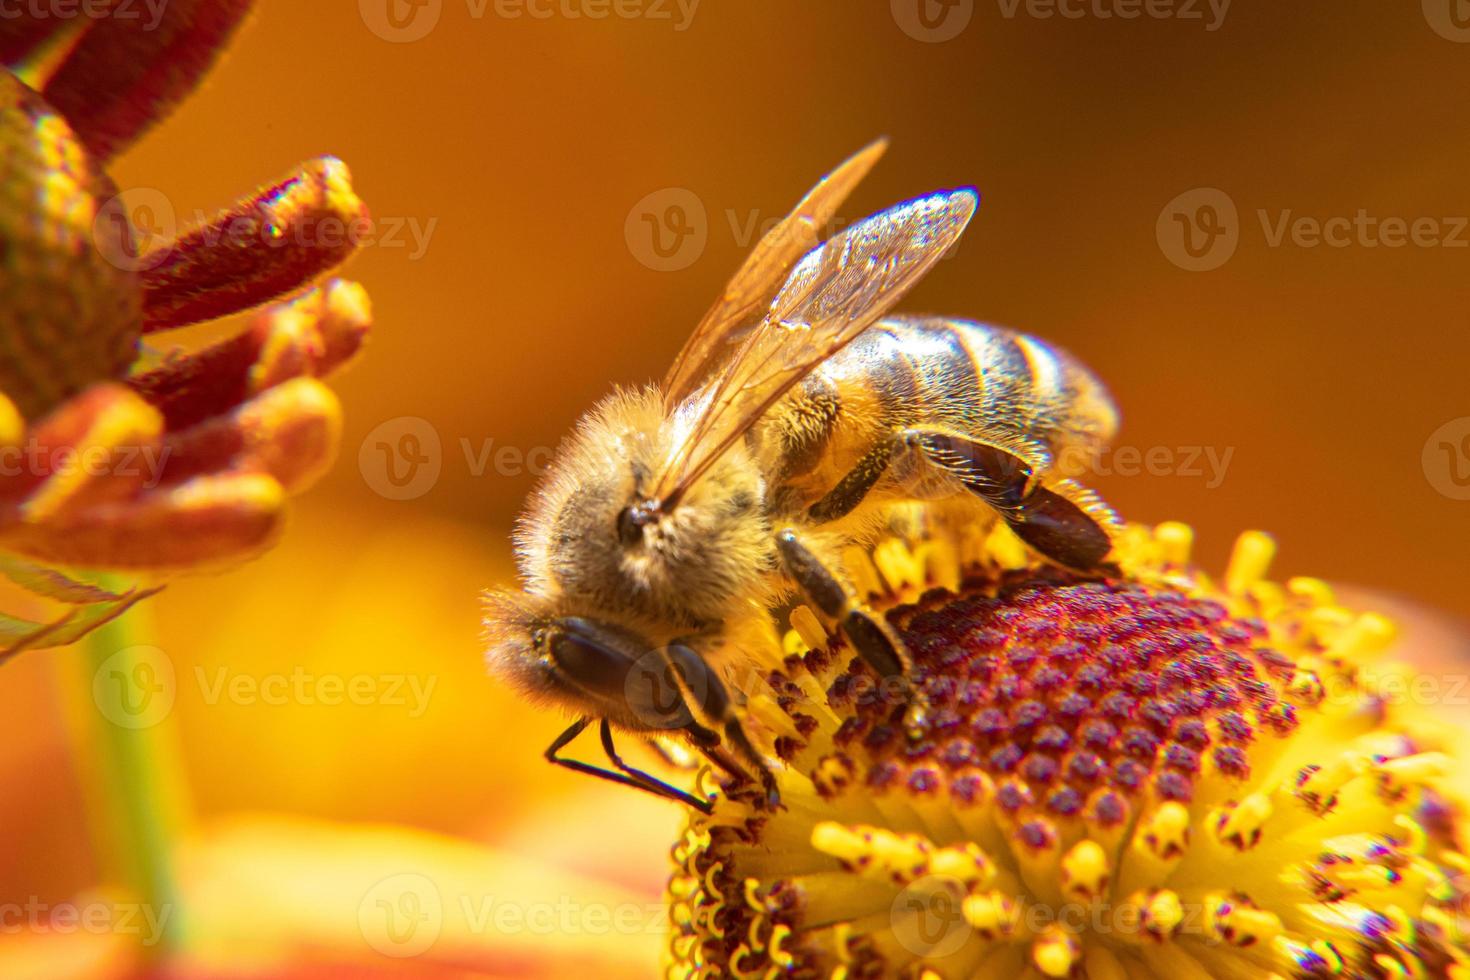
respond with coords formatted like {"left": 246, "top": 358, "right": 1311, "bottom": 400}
{"left": 797, "top": 429, "right": 941, "bottom": 680}
{"left": 774, "top": 527, "right": 913, "bottom": 680}
{"left": 544, "top": 716, "right": 715, "bottom": 814}
{"left": 661, "top": 643, "right": 782, "bottom": 810}
{"left": 806, "top": 433, "right": 906, "bottom": 524}
{"left": 775, "top": 528, "right": 929, "bottom": 732}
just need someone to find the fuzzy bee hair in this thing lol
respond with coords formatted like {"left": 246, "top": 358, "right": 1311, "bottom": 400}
{"left": 511, "top": 386, "right": 781, "bottom": 632}
{"left": 480, "top": 588, "right": 558, "bottom": 710}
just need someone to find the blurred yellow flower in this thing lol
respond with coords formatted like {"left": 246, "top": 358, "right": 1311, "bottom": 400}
{"left": 0, "top": 508, "right": 683, "bottom": 979}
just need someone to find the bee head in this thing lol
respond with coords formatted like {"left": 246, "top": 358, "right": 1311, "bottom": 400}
{"left": 512, "top": 387, "right": 773, "bottom": 628}
{"left": 481, "top": 590, "right": 701, "bottom": 733}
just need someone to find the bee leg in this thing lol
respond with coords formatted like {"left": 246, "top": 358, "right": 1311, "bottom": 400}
{"left": 806, "top": 434, "right": 905, "bottom": 523}
{"left": 774, "top": 528, "right": 920, "bottom": 723}
{"left": 682, "top": 726, "right": 758, "bottom": 786}
{"left": 908, "top": 430, "right": 1118, "bottom": 571}
{"left": 663, "top": 643, "right": 782, "bottom": 810}
{"left": 595, "top": 719, "right": 724, "bottom": 812}
{"left": 545, "top": 716, "right": 714, "bottom": 814}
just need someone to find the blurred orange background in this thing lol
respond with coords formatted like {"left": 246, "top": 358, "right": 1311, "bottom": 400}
{"left": 3, "top": 2, "right": 1469, "bottom": 975}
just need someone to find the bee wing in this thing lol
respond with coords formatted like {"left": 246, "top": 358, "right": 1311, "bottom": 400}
{"left": 651, "top": 186, "right": 978, "bottom": 503}
{"left": 661, "top": 139, "right": 889, "bottom": 410}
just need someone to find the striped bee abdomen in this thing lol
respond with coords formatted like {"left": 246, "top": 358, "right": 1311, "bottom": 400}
{"left": 761, "top": 316, "right": 1117, "bottom": 509}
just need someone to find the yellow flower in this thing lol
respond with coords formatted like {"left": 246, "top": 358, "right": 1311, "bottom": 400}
{"left": 667, "top": 522, "right": 1470, "bottom": 978}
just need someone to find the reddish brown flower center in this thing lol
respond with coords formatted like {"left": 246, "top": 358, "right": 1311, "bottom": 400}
{"left": 785, "top": 573, "right": 1301, "bottom": 825}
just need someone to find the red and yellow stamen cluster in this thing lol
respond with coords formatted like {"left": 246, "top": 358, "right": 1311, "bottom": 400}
{"left": 666, "top": 522, "right": 1470, "bottom": 979}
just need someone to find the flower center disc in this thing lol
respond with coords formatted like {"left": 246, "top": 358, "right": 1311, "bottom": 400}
{"left": 665, "top": 527, "right": 1470, "bottom": 979}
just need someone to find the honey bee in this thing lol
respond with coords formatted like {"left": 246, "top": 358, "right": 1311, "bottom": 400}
{"left": 484, "top": 140, "right": 1120, "bottom": 812}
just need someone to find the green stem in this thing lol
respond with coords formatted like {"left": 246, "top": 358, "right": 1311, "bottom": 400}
{"left": 63, "top": 588, "right": 192, "bottom": 959}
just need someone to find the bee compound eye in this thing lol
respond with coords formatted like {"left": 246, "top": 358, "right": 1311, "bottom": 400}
{"left": 546, "top": 621, "right": 699, "bottom": 731}
{"left": 547, "top": 628, "right": 636, "bottom": 698}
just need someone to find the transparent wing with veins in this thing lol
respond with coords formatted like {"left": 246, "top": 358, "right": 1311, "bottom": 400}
{"left": 651, "top": 186, "right": 979, "bottom": 506}
{"left": 661, "top": 139, "right": 889, "bottom": 410}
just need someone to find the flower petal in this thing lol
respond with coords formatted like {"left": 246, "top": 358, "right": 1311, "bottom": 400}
{"left": 139, "top": 159, "right": 369, "bottom": 332}
{"left": 128, "top": 279, "right": 371, "bottom": 431}
{"left": 0, "top": 0, "right": 255, "bottom": 162}
{"left": 160, "top": 377, "right": 343, "bottom": 494}
{"left": 172, "top": 814, "right": 667, "bottom": 978}
{"left": 2, "top": 472, "right": 284, "bottom": 569}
